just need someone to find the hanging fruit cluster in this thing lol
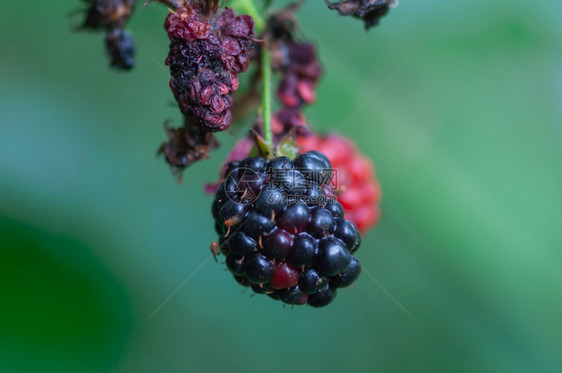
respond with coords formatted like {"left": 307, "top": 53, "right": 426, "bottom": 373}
{"left": 71, "top": 0, "right": 397, "bottom": 307}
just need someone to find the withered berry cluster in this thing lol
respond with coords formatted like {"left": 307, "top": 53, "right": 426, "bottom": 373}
{"left": 328, "top": 0, "right": 396, "bottom": 29}
{"left": 78, "top": 0, "right": 136, "bottom": 69}
{"left": 72, "top": 0, "right": 397, "bottom": 308}
{"left": 164, "top": 5, "right": 255, "bottom": 132}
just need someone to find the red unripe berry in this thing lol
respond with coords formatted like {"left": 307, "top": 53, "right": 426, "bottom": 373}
{"left": 298, "top": 134, "right": 382, "bottom": 234}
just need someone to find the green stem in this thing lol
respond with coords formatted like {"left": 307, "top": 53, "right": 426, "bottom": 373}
{"left": 234, "top": 0, "right": 272, "bottom": 150}
{"left": 261, "top": 45, "right": 273, "bottom": 150}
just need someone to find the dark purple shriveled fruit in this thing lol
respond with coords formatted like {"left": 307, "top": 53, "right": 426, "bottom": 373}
{"left": 267, "top": 9, "right": 322, "bottom": 110}
{"left": 78, "top": 0, "right": 136, "bottom": 70}
{"left": 105, "top": 28, "right": 135, "bottom": 69}
{"left": 327, "top": 0, "right": 395, "bottom": 29}
{"left": 164, "top": 5, "right": 255, "bottom": 131}
{"left": 159, "top": 119, "right": 218, "bottom": 174}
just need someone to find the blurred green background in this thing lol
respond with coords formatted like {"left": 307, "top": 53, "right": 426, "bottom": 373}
{"left": 1, "top": 0, "right": 561, "bottom": 371}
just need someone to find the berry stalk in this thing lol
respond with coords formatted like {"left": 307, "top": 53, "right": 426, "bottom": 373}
{"left": 233, "top": 0, "right": 273, "bottom": 150}
{"left": 261, "top": 45, "right": 273, "bottom": 150}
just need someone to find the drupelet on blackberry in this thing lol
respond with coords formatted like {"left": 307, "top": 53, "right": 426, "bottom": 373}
{"left": 212, "top": 151, "right": 362, "bottom": 307}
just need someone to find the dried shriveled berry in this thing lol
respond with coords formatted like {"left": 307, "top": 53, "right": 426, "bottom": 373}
{"left": 276, "top": 43, "right": 322, "bottom": 108}
{"left": 80, "top": 0, "right": 135, "bottom": 30}
{"left": 158, "top": 119, "right": 218, "bottom": 175}
{"left": 327, "top": 0, "right": 396, "bottom": 29}
{"left": 105, "top": 28, "right": 135, "bottom": 69}
{"left": 164, "top": 5, "right": 255, "bottom": 131}
{"left": 267, "top": 7, "right": 323, "bottom": 109}
{"left": 78, "top": 0, "right": 136, "bottom": 69}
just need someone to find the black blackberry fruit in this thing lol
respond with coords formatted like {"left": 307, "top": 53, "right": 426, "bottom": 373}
{"left": 212, "top": 151, "right": 362, "bottom": 307}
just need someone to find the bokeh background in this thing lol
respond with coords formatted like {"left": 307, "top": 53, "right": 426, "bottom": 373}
{"left": 1, "top": 0, "right": 561, "bottom": 371}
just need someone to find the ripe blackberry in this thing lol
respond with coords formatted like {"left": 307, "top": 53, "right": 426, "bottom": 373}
{"left": 298, "top": 133, "right": 382, "bottom": 234}
{"left": 327, "top": 0, "right": 396, "bottom": 29}
{"left": 164, "top": 4, "right": 255, "bottom": 131}
{"left": 212, "top": 151, "right": 362, "bottom": 307}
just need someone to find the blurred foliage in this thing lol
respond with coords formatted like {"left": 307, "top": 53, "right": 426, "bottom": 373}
{"left": 0, "top": 0, "right": 561, "bottom": 372}
{"left": 0, "top": 219, "right": 131, "bottom": 372}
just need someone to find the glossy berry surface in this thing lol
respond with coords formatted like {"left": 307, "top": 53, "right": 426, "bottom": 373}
{"left": 330, "top": 256, "right": 361, "bottom": 288}
{"left": 212, "top": 152, "right": 362, "bottom": 307}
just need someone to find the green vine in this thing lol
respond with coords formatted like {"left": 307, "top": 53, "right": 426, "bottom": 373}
{"left": 232, "top": 0, "right": 273, "bottom": 151}
{"left": 261, "top": 45, "right": 273, "bottom": 150}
